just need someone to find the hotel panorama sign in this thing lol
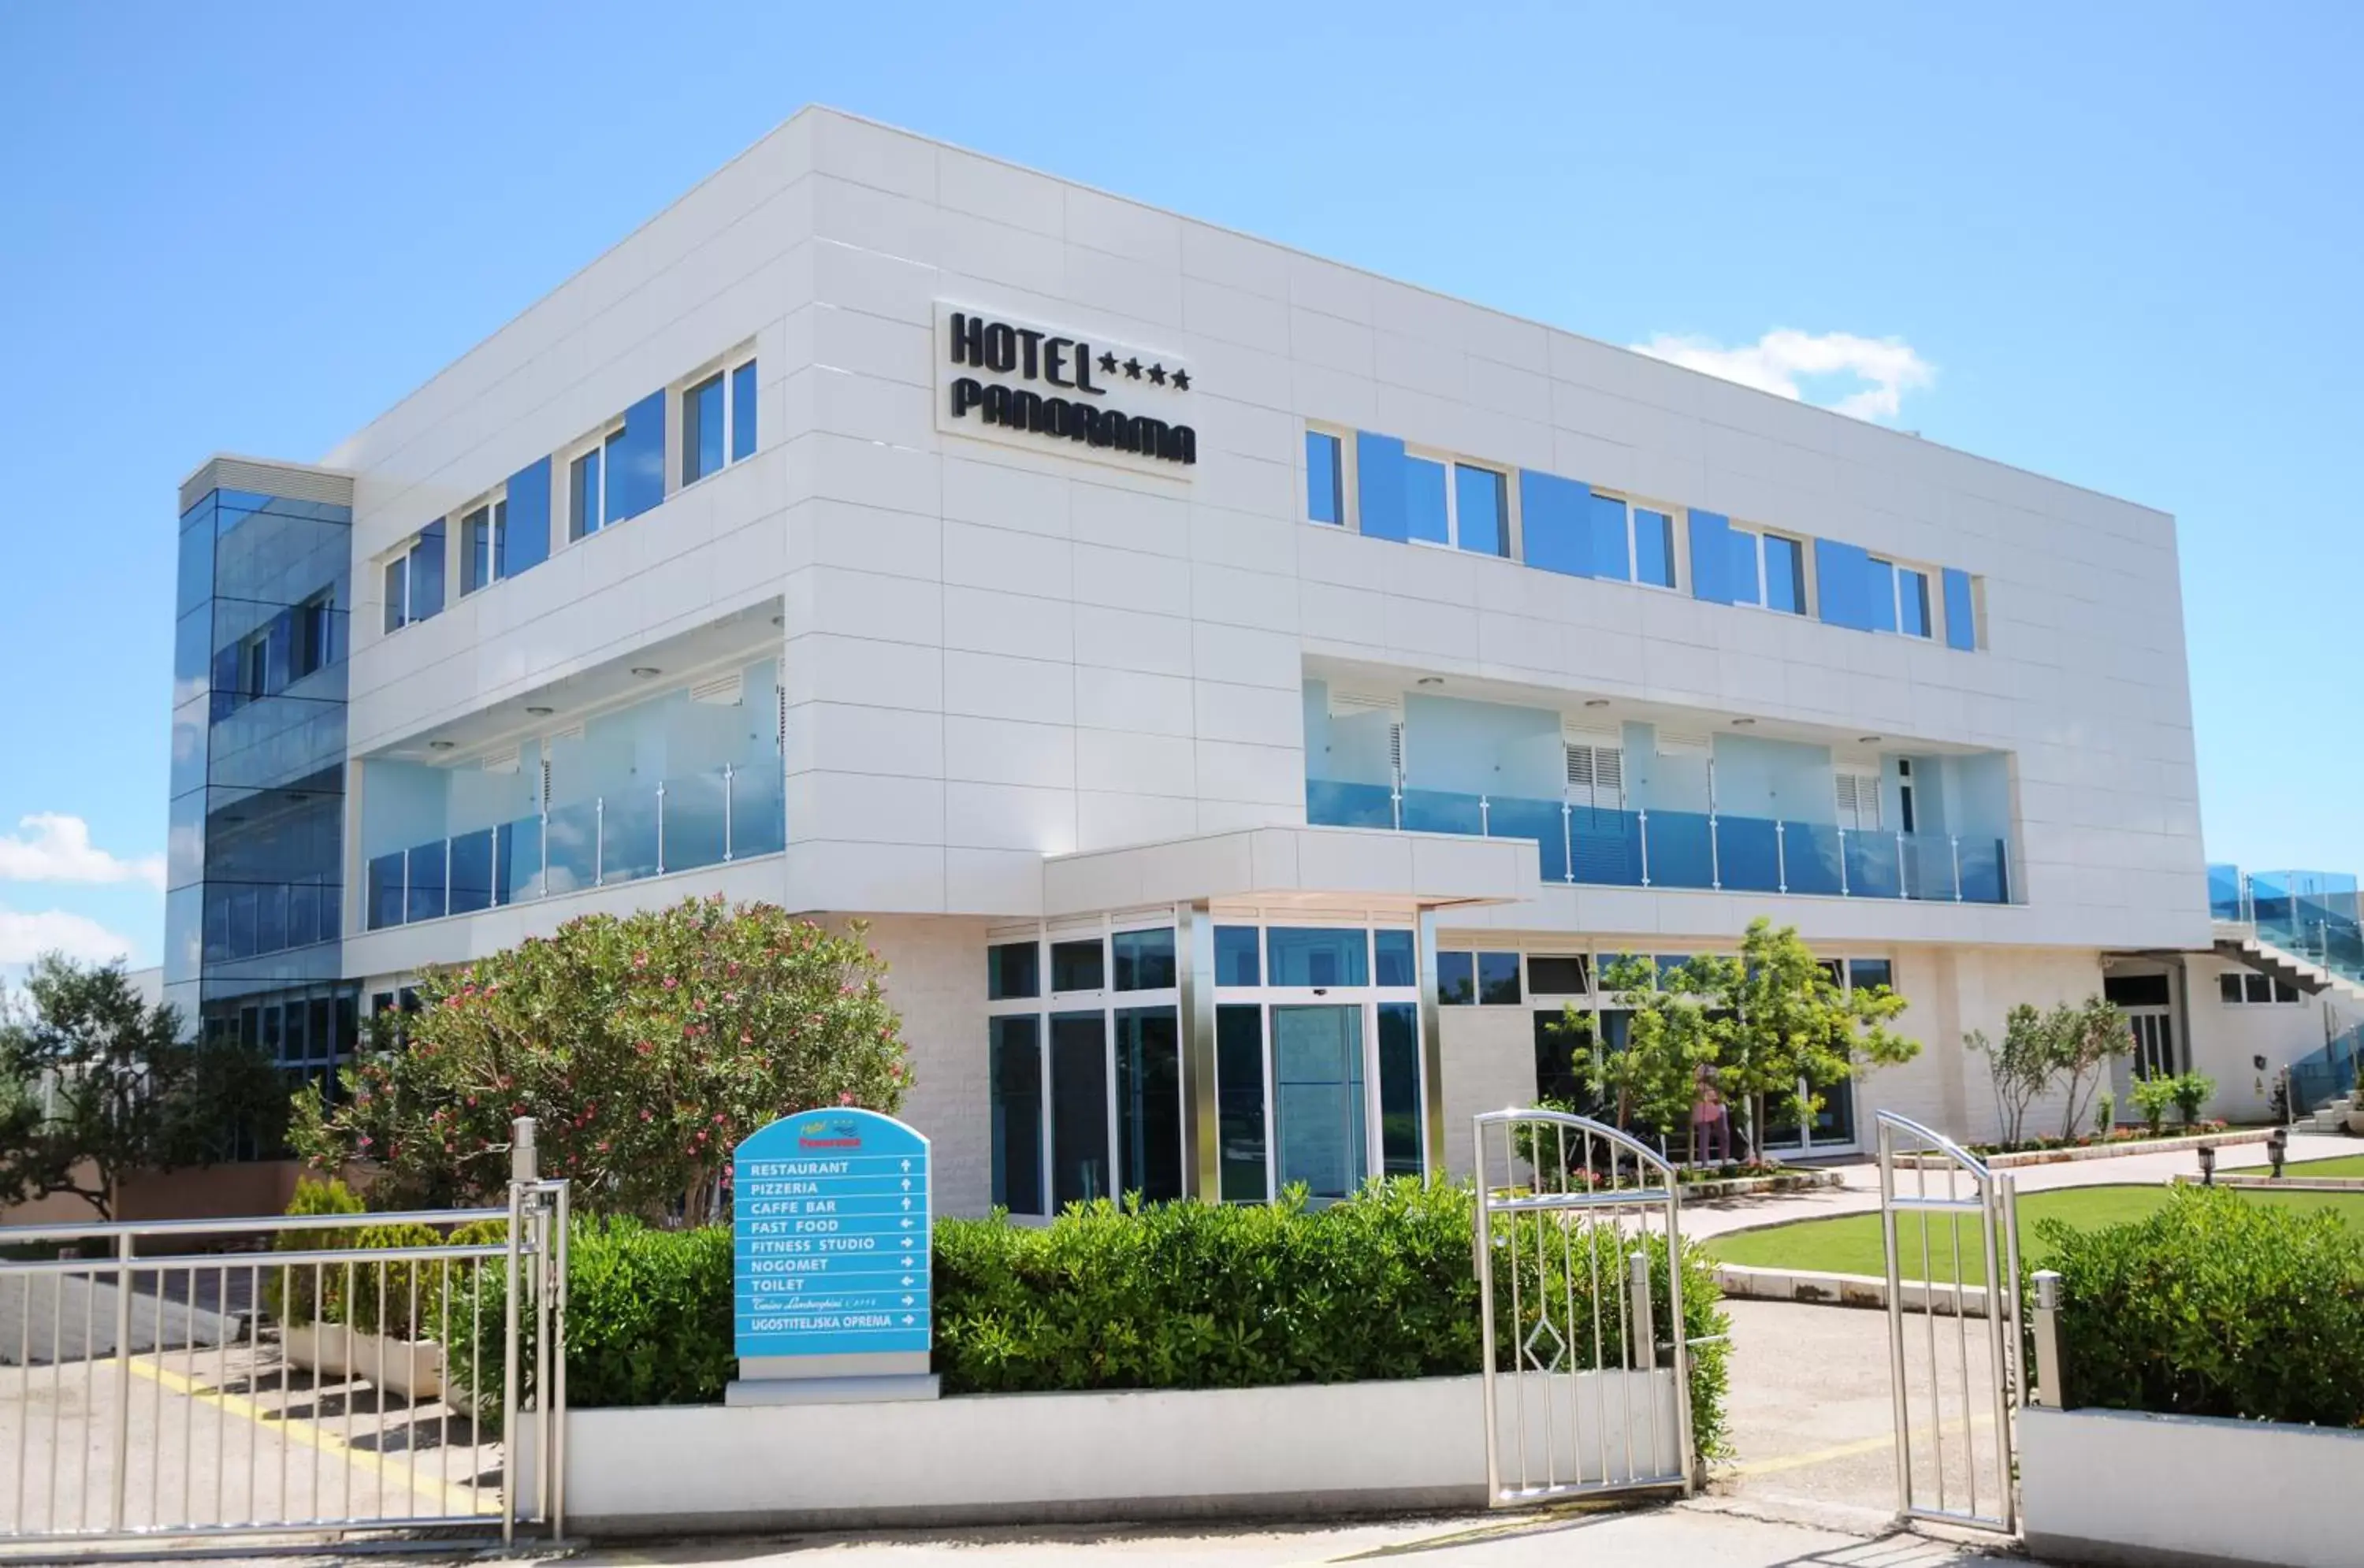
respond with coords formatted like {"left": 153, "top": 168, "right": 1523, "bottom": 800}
{"left": 934, "top": 303, "right": 1197, "bottom": 475}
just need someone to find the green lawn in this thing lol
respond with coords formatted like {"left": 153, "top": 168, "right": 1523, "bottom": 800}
{"left": 2288, "top": 1153, "right": 2364, "bottom": 1178}
{"left": 1706, "top": 1183, "right": 2364, "bottom": 1284}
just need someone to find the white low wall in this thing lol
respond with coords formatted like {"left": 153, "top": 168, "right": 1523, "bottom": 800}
{"left": 517, "top": 1370, "right": 1679, "bottom": 1535}
{"left": 2021, "top": 1405, "right": 2364, "bottom": 1568}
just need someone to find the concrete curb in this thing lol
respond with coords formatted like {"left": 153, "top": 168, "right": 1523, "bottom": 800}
{"left": 1712, "top": 1262, "right": 1994, "bottom": 1317}
{"left": 1678, "top": 1170, "right": 1847, "bottom": 1200}
{"left": 1957, "top": 1126, "right": 2271, "bottom": 1169}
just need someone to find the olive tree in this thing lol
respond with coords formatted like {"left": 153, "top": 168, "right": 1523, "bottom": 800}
{"left": 293, "top": 897, "right": 910, "bottom": 1222}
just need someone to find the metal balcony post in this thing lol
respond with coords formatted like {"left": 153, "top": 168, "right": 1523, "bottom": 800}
{"left": 1951, "top": 834, "right": 1964, "bottom": 901}
{"left": 1479, "top": 794, "right": 1491, "bottom": 838}
{"left": 1561, "top": 797, "right": 1574, "bottom": 884}
{"left": 1638, "top": 807, "right": 1652, "bottom": 888}
{"left": 444, "top": 837, "right": 454, "bottom": 920}
{"left": 1895, "top": 832, "right": 1907, "bottom": 900}
{"left": 656, "top": 780, "right": 667, "bottom": 875}
{"left": 1838, "top": 827, "right": 1850, "bottom": 897}
{"left": 539, "top": 808, "right": 549, "bottom": 899}
{"left": 594, "top": 797, "right": 605, "bottom": 886}
{"left": 1775, "top": 819, "right": 1787, "bottom": 894}
{"left": 1708, "top": 813, "right": 1721, "bottom": 890}
{"left": 723, "top": 762, "right": 735, "bottom": 862}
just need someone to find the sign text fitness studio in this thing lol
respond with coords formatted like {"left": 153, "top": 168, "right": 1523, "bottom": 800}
{"left": 945, "top": 310, "right": 1197, "bottom": 466}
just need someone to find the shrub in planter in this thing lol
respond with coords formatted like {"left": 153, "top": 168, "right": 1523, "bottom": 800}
{"left": 2128, "top": 1074, "right": 2180, "bottom": 1137}
{"left": 2038, "top": 1186, "right": 2364, "bottom": 1425}
{"left": 263, "top": 1176, "right": 366, "bottom": 1325}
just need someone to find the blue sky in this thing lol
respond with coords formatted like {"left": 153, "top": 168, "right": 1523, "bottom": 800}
{"left": 1, "top": 2, "right": 2357, "bottom": 968}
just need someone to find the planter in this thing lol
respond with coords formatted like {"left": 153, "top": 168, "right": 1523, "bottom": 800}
{"left": 1712, "top": 1262, "right": 1993, "bottom": 1316}
{"left": 1909, "top": 1126, "right": 2273, "bottom": 1169}
{"left": 2022, "top": 1405, "right": 2364, "bottom": 1568}
{"left": 281, "top": 1322, "right": 448, "bottom": 1400}
{"left": 1678, "top": 1170, "right": 1846, "bottom": 1200}
{"left": 511, "top": 1371, "right": 1680, "bottom": 1536}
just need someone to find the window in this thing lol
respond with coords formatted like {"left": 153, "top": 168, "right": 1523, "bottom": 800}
{"left": 1216, "top": 1005, "right": 1267, "bottom": 1202}
{"left": 1267, "top": 927, "right": 1367, "bottom": 987}
{"left": 1589, "top": 493, "right": 1676, "bottom": 587}
{"left": 568, "top": 439, "right": 610, "bottom": 542}
{"left": 1565, "top": 742, "right": 1626, "bottom": 811}
{"left": 292, "top": 590, "right": 335, "bottom": 680}
{"left": 682, "top": 356, "right": 758, "bottom": 485}
{"left": 1478, "top": 952, "right": 1522, "bottom": 1005}
{"left": 1835, "top": 769, "right": 1882, "bottom": 830}
{"left": 1114, "top": 1006, "right": 1183, "bottom": 1202}
{"left": 1373, "top": 928, "right": 1417, "bottom": 987}
{"left": 1438, "top": 950, "right": 1522, "bottom": 1005}
{"left": 1113, "top": 927, "right": 1176, "bottom": 990}
{"left": 1402, "top": 451, "right": 1511, "bottom": 557}
{"left": 460, "top": 497, "right": 509, "bottom": 597}
{"left": 1049, "top": 1012, "right": 1110, "bottom": 1206}
{"left": 990, "top": 1016, "right": 1044, "bottom": 1215}
{"left": 1050, "top": 937, "right": 1105, "bottom": 993}
{"left": 1437, "top": 950, "right": 1475, "bottom": 1005}
{"left": 1942, "top": 568, "right": 1978, "bottom": 652}
{"left": 1306, "top": 429, "right": 1344, "bottom": 525}
{"left": 382, "top": 523, "right": 444, "bottom": 634}
{"left": 1897, "top": 567, "right": 1932, "bottom": 638}
{"left": 1215, "top": 925, "right": 1262, "bottom": 986}
{"left": 987, "top": 940, "right": 1039, "bottom": 1000}
{"left": 2220, "top": 971, "right": 2299, "bottom": 1005}
{"left": 1377, "top": 1001, "right": 1422, "bottom": 1177}
{"left": 1759, "top": 537, "right": 1806, "bottom": 615}
{"left": 1528, "top": 954, "right": 1591, "bottom": 995}
{"left": 1897, "top": 759, "right": 1918, "bottom": 834}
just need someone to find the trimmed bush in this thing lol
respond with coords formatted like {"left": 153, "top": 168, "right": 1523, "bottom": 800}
{"left": 2039, "top": 1185, "right": 2364, "bottom": 1425}
{"left": 263, "top": 1176, "right": 366, "bottom": 1325}
{"left": 448, "top": 1180, "right": 1731, "bottom": 1457}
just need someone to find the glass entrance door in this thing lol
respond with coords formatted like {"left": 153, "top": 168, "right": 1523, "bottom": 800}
{"left": 2128, "top": 1009, "right": 2176, "bottom": 1079}
{"left": 1271, "top": 1004, "right": 1368, "bottom": 1202}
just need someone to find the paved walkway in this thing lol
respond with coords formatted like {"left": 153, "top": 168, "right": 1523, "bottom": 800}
{"left": 1682, "top": 1129, "right": 2354, "bottom": 1240}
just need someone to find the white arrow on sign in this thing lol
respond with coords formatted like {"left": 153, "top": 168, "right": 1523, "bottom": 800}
{"left": 901, "top": 1178, "right": 912, "bottom": 1191}
{"left": 901, "top": 1294, "right": 914, "bottom": 1306}
{"left": 901, "top": 1313, "right": 915, "bottom": 1325}
{"left": 901, "top": 1238, "right": 914, "bottom": 1249}
{"left": 901, "top": 1275, "right": 915, "bottom": 1286}
{"left": 901, "top": 1217, "right": 913, "bottom": 1229}
{"left": 900, "top": 1159, "right": 912, "bottom": 1172}
{"left": 900, "top": 1198, "right": 912, "bottom": 1210}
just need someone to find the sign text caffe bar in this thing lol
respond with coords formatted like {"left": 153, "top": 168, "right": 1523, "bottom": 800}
{"left": 175, "top": 106, "right": 2213, "bottom": 1228}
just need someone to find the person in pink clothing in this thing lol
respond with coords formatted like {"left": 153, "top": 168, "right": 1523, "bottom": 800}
{"left": 1691, "top": 1062, "right": 1730, "bottom": 1165}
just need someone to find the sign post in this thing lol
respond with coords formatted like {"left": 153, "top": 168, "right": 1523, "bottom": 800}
{"left": 727, "top": 1107, "right": 939, "bottom": 1406}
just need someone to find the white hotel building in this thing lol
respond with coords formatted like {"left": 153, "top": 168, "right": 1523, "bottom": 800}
{"left": 173, "top": 106, "right": 2295, "bottom": 1219}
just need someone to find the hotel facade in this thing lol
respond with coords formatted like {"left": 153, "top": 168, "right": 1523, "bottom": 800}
{"left": 173, "top": 106, "right": 2320, "bottom": 1219}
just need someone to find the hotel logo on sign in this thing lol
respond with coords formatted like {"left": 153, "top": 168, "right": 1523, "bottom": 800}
{"left": 935, "top": 303, "right": 1196, "bottom": 473}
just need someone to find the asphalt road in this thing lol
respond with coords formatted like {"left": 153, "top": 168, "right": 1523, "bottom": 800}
{"left": 0, "top": 1267, "right": 247, "bottom": 1365}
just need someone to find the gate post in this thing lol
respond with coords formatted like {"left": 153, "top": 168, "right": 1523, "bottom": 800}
{"left": 1626, "top": 1252, "right": 1655, "bottom": 1370}
{"left": 503, "top": 1117, "right": 536, "bottom": 1546}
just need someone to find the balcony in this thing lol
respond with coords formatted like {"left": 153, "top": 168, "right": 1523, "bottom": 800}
{"left": 364, "top": 763, "right": 785, "bottom": 931}
{"left": 1307, "top": 781, "right": 2009, "bottom": 904}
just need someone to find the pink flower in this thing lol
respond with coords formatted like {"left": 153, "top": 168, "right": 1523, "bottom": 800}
{"left": 838, "top": 1091, "right": 856, "bottom": 1105}
{"left": 663, "top": 975, "right": 678, "bottom": 990}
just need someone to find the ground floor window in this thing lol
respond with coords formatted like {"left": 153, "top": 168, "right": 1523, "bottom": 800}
{"left": 988, "top": 918, "right": 1426, "bottom": 1213}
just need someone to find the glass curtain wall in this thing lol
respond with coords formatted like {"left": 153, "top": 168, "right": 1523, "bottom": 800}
{"left": 170, "top": 478, "right": 359, "bottom": 1099}
{"left": 987, "top": 918, "right": 1426, "bottom": 1216}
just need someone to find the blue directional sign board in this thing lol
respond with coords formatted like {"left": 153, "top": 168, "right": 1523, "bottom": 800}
{"left": 733, "top": 1108, "right": 931, "bottom": 1360}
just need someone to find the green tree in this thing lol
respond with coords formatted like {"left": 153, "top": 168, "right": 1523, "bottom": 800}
{"left": 293, "top": 897, "right": 911, "bottom": 1223}
{"left": 1717, "top": 920, "right": 1916, "bottom": 1158}
{"left": 2047, "top": 995, "right": 2128, "bottom": 1142}
{"left": 1969, "top": 1003, "right": 2054, "bottom": 1148}
{"left": 1553, "top": 953, "right": 1731, "bottom": 1141}
{"left": 0, "top": 954, "right": 288, "bottom": 1219}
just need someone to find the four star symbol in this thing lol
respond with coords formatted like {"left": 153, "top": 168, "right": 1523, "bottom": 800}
{"left": 1123, "top": 357, "right": 1143, "bottom": 379}
{"left": 1097, "top": 351, "right": 1117, "bottom": 375}
{"left": 1172, "top": 369, "right": 1191, "bottom": 390}
{"left": 1090, "top": 348, "right": 1192, "bottom": 391}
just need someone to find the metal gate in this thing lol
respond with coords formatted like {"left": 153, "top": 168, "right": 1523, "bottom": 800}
{"left": 1473, "top": 1109, "right": 1695, "bottom": 1507}
{"left": 0, "top": 1125, "right": 568, "bottom": 1554}
{"left": 1875, "top": 1110, "right": 2020, "bottom": 1533}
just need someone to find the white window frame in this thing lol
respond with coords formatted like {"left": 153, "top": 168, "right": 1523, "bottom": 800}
{"left": 457, "top": 488, "right": 511, "bottom": 599}
{"left": 1304, "top": 423, "right": 1353, "bottom": 528}
{"left": 563, "top": 420, "right": 626, "bottom": 544}
{"left": 1731, "top": 525, "right": 1812, "bottom": 615}
{"left": 1592, "top": 490, "right": 1682, "bottom": 592}
{"left": 1890, "top": 561, "right": 1935, "bottom": 639}
{"left": 1402, "top": 446, "right": 1513, "bottom": 559}
{"left": 381, "top": 532, "right": 437, "bottom": 634}
{"left": 678, "top": 351, "right": 758, "bottom": 489}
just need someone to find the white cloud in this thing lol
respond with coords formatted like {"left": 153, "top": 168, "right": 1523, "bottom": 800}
{"left": 1629, "top": 329, "right": 1935, "bottom": 422}
{"left": 0, "top": 905, "right": 136, "bottom": 968}
{"left": 0, "top": 814, "right": 165, "bottom": 892}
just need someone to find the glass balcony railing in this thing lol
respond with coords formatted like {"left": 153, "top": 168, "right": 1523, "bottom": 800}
{"left": 2211, "top": 864, "right": 2364, "bottom": 987}
{"left": 1307, "top": 778, "right": 2011, "bottom": 905}
{"left": 365, "top": 763, "right": 788, "bottom": 932}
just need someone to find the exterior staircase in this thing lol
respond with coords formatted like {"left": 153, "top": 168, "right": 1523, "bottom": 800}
{"left": 2212, "top": 923, "right": 2364, "bottom": 1009}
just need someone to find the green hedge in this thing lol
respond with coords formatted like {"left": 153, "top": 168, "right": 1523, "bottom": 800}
{"left": 2039, "top": 1185, "right": 2364, "bottom": 1426}
{"left": 449, "top": 1180, "right": 1729, "bottom": 1455}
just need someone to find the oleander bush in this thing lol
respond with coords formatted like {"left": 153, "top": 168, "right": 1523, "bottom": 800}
{"left": 2038, "top": 1185, "right": 2364, "bottom": 1426}
{"left": 444, "top": 1180, "right": 1731, "bottom": 1457}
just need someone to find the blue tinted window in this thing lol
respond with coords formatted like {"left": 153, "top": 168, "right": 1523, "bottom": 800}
{"left": 569, "top": 448, "right": 601, "bottom": 541}
{"left": 606, "top": 389, "right": 667, "bottom": 524}
{"left": 1727, "top": 526, "right": 1761, "bottom": 606}
{"left": 991, "top": 1015, "right": 1044, "bottom": 1215}
{"left": 1454, "top": 465, "right": 1507, "bottom": 556}
{"left": 1898, "top": 569, "right": 1931, "bottom": 637}
{"left": 1634, "top": 508, "right": 1675, "bottom": 587}
{"left": 1519, "top": 470, "right": 1593, "bottom": 577}
{"left": 1437, "top": 949, "right": 1475, "bottom": 1005}
{"left": 1689, "top": 511, "right": 1736, "bottom": 604}
{"left": 1376, "top": 1001, "right": 1422, "bottom": 1177}
{"left": 987, "top": 940, "right": 1039, "bottom": 1000}
{"left": 1216, "top": 1005, "right": 1267, "bottom": 1202}
{"left": 1942, "top": 568, "right": 1976, "bottom": 650}
{"left": 1373, "top": 928, "right": 1417, "bottom": 987}
{"left": 1306, "top": 431, "right": 1344, "bottom": 524}
{"left": 1355, "top": 432, "right": 1408, "bottom": 541}
{"left": 1215, "top": 925, "right": 1261, "bottom": 986}
{"left": 1478, "top": 952, "right": 1522, "bottom": 1005}
{"left": 683, "top": 373, "right": 725, "bottom": 485}
{"left": 1863, "top": 559, "right": 1898, "bottom": 633}
{"left": 1816, "top": 539, "right": 1874, "bottom": 630}
{"left": 1403, "top": 455, "right": 1449, "bottom": 544}
{"left": 730, "top": 361, "right": 758, "bottom": 462}
{"left": 1765, "top": 535, "right": 1806, "bottom": 615}
{"left": 1113, "top": 927, "right": 1176, "bottom": 990}
{"left": 505, "top": 459, "right": 552, "bottom": 576}
{"left": 461, "top": 506, "right": 494, "bottom": 596}
{"left": 1266, "top": 927, "right": 1368, "bottom": 987}
{"left": 1588, "top": 493, "right": 1632, "bottom": 580}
